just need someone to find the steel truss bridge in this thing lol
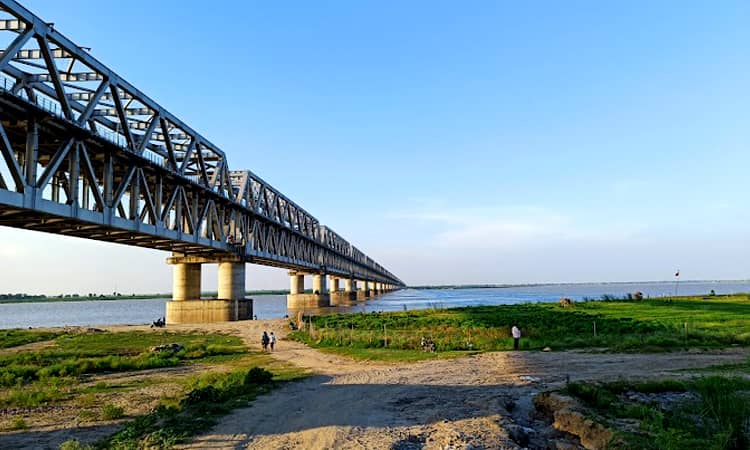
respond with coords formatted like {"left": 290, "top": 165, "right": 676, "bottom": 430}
{"left": 0, "top": 0, "right": 403, "bottom": 289}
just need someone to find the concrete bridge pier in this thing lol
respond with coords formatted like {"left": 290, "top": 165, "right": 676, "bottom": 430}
{"left": 166, "top": 255, "right": 252, "bottom": 324}
{"left": 172, "top": 262, "right": 202, "bottom": 301}
{"left": 330, "top": 276, "right": 340, "bottom": 293}
{"left": 357, "top": 280, "right": 370, "bottom": 300}
{"left": 218, "top": 262, "right": 245, "bottom": 301}
{"left": 287, "top": 271, "right": 330, "bottom": 308}
{"left": 312, "top": 274, "right": 327, "bottom": 295}
{"left": 331, "top": 276, "right": 356, "bottom": 305}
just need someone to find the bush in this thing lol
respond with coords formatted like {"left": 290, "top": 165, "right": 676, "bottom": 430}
{"left": 10, "top": 417, "right": 27, "bottom": 430}
{"left": 101, "top": 403, "right": 125, "bottom": 420}
{"left": 244, "top": 367, "right": 273, "bottom": 385}
{"left": 58, "top": 440, "right": 93, "bottom": 450}
{"left": 181, "top": 385, "right": 221, "bottom": 407}
{"left": 693, "top": 377, "right": 750, "bottom": 449}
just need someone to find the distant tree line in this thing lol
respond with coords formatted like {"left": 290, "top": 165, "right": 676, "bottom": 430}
{"left": 0, "top": 293, "right": 47, "bottom": 300}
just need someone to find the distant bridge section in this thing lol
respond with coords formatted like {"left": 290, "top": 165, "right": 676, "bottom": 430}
{"left": 0, "top": 0, "right": 403, "bottom": 322}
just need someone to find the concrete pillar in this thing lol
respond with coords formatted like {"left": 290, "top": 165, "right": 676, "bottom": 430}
{"left": 218, "top": 262, "right": 245, "bottom": 300}
{"left": 330, "top": 276, "right": 340, "bottom": 292}
{"left": 344, "top": 278, "right": 354, "bottom": 292}
{"left": 172, "top": 263, "right": 201, "bottom": 301}
{"left": 289, "top": 272, "right": 304, "bottom": 294}
{"left": 312, "top": 274, "right": 327, "bottom": 294}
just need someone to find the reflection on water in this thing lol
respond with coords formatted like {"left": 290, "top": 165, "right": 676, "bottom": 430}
{"left": 1, "top": 280, "right": 748, "bottom": 329}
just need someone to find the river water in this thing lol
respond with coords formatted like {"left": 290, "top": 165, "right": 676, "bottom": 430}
{"left": 1, "top": 280, "right": 748, "bottom": 329}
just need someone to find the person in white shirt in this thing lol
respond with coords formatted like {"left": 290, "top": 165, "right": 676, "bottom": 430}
{"left": 511, "top": 325, "right": 521, "bottom": 350}
{"left": 270, "top": 332, "right": 276, "bottom": 351}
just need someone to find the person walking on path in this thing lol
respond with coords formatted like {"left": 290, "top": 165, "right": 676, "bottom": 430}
{"left": 511, "top": 324, "right": 521, "bottom": 350}
{"left": 261, "top": 331, "right": 270, "bottom": 352}
{"left": 270, "top": 332, "right": 276, "bottom": 351}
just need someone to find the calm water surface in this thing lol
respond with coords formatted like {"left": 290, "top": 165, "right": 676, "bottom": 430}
{"left": 1, "top": 280, "right": 748, "bottom": 329}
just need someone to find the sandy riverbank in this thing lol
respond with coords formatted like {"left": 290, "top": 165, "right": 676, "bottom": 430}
{"left": 2, "top": 320, "right": 748, "bottom": 449}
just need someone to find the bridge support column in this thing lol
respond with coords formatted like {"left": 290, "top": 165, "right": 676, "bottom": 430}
{"left": 287, "top": 272, "right": 330, "bottom": 309}
{"left": 312, "top": 274, "right": 327, "bottom": 294}
{"left": 218, "top": 262, "right": 245, "bottom": 301}
{"left": 357, "top": 280, "right": 370, "bottom": 300}
{"left": 289, "top": 272, "right": 304, "bottom": 295}
{"left": 331, "top": 276, "right": 355, "bottom": 305}
{"left": 166, "top": 255, "right": 252, "bottom": 325}
{"left": 371, "top": 281, "right": 379, "bottom": 296}
{"left": 330, "top": 277, "right": 340, "bottom": 292}
{"left": 172, "top": 262, "right": 202, "bottom": 301}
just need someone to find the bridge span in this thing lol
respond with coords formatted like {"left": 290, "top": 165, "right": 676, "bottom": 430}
{"left": 0, "top": 0, "right": 403, "bottom": 323}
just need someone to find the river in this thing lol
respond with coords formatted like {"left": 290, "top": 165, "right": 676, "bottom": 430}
{"left": 0, "top": 280, "right": 748, "bottom": 329}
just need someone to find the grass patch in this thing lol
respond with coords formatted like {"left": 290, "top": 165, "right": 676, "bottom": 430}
{"left": 0, "top": 331, "right": 244, "bottom": 386}
{"left": 59, "top": 440, "right": 93, "bottom": 450}
{"left": 0, "top": 329, "right": 60, "bottom": 349}
{"left": 0, "top": 330, "right": 246, "bottom": 408}
{"left": 290, "top": 295, "right": 750, "bottom": 359}
{"left": 10, "top": 417, "right": 27, "bottom": 430}
{"left": 99, "top": 359, "right": 307, "bottom": 449}
{"left": 564, "top": 376, "right": 750, "bottom": 449}
{"left": 308, "top": 344, "right": 480, "bottom": 362}
{"left": 101, "top": 403, "right": 125, "bottom": 420}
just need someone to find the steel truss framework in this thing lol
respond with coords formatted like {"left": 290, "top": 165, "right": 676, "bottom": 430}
{"left": 0, "top": 0, "right": 403, "bottom": 286}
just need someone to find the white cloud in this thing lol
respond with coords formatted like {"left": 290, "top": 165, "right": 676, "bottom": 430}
{"left": 390, "top": 205, "right": 641, "bottom": 251}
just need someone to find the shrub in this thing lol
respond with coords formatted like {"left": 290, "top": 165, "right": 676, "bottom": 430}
{"left": 101, "top": 403, "right": 125, "bottom": 420}
{"left": 181, "top": 385, "right": 221, "bottom": 407}
{"left": 693, "top": 376, "right": 750, "bottom": 449}
{"left": 244, "top": 367, "right": 273, "bottom": 385}
{"left": 58, "top": 440, "right": 93, "bottom": 450}
{"left": 10, "top": 417, "right": 27, "bottom": 430}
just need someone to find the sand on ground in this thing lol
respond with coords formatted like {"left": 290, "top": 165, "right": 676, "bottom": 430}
{"left": 0, "top": 320, "right": 746, "bottom": 449}
{"left": 172, "top": 319, "right": 749, "bottom": 450}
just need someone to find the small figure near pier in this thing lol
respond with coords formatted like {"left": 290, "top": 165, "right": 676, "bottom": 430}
{"left": 261, "top": 331, "right": 270, "bottom": 351}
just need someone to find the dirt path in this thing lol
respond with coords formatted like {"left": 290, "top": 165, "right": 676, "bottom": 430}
{"left": 2, "top": 321, "right": 746, "bottom": 449}
{"left": 180, "top": 323, "right": 750, "bottom": 450}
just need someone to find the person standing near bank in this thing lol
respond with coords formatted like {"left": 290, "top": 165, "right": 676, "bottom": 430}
{"left": 511, "top": 324, "right": 521, "bottom": 350}
{"left": 269, "top": 332, "right": 276, "bottom": 351}
{"left": 261, "top": 331, "right": 269, "bottom": 351}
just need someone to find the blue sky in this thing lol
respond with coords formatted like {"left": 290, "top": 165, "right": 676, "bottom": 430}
{"left": 1, "top": 1, "right": 749, "bottom": 293}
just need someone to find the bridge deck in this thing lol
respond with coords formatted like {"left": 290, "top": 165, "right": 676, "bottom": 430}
{"left": 0, "top": 0, "right": 402, "bottom": 285}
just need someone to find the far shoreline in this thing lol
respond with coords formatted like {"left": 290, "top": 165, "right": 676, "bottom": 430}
{"left": 2, "top": 279, "right": 749, "bottom": 304}
{"left": 0, "top": 290, "right": 288, "bottom": 305}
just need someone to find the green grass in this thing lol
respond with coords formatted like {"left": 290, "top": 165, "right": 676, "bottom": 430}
{"left": 99, "top": 354, "right": 308, "bottom": 449}
{"left": 101, "top": 403, "right": 125, "bottom": 420}
{"left": 0, "top": 330, "right": 246, "bottom": 408}
{"left": 564, "top": 376, "right": 750, "bottom": 450}
{"left": 310, "top": 346, "right": 481, "bottom": 362}
{"left": 0, "top": 329, "right": 61, "bottom": 349}
{"left": 290, "top": 295, "right": 750, "bottom": 358}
